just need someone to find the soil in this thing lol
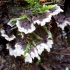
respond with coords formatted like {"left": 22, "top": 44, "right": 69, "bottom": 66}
{"left": 0, "top": 0, "right": 70, "bottom": 70}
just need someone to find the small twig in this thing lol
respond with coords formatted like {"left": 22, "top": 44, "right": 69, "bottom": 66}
{"left": 40, "top": 63, "right": 48, "bottom": 70}
{"left": 50, "top": 52, "right": 70, "bottom": 56}
{"left": 43, "top": 2, "right": 53, "bottom": 5}
{"left": 0, "top": 1, "right": 10, "bottom": 2}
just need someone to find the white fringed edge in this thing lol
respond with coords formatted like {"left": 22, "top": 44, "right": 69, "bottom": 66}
{"left": 16, "top": 20, "right": 36, "bottom": 34}
{"left": 0, "top": 29, "right": 16, "bottom": 41}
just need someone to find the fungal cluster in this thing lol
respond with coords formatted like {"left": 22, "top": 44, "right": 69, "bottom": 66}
{"left": 0, "top": 4, "right": 63, "bottom": 63}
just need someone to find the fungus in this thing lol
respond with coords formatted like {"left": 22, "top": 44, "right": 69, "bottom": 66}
{"left": 0, "top": 3, "right": 64, "bottom": 63}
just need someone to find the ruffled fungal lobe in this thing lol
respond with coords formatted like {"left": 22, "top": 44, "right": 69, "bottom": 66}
{"left": 53, "top": 13, "right": 70, "bottom": 30}
{"left": 0, "top": 29, "right": 16, "bottom": 41}
{"left": 16, "top": 19, "right": 36, "bottom": 34}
